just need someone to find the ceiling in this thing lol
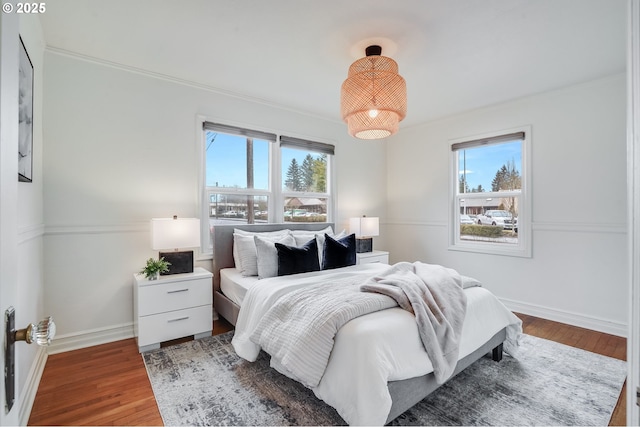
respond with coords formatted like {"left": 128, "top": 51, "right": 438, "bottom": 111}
{"left": 39, "top": 0, "right": 627, "bottom": 128}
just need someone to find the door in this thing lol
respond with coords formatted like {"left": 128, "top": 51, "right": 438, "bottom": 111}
{"left": 0, "top": 9, "right": 21, "bottom": 426}
{"left": 629, "top": 1, "right": 640, "bottom": 425}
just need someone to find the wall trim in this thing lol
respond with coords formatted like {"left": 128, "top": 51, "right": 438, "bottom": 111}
{"left": 18, "top": 223, "right": 44, "bottom": 244}
{"left": 19, "top": 346, "right": 47, "bottom": 426}
{"left": 46, "top": 219, "right": 626, "bottom": 237}
{"left": 532, "top": 221, "right": 626, "bottom": 234}
{"left": 385, "top": 219, "right": 626, "bottom": 235}
{"left": 45, "top": 222, "right": 148, "bottom": 236}
{"left": 501, "top": 297, "right": 628, "bottom": 337}
{"left": 385, "top": 220, "right": 448, "bottom": 228}
{"left": 47, "top": 322, "right": 134, "bottom": 355}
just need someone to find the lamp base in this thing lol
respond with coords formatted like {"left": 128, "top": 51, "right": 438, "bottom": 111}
{"left": 355, "top": 238, "right": 373, "bottom": 253}
{"left": 159, "top": 251, "right": 194, "bottom": 275}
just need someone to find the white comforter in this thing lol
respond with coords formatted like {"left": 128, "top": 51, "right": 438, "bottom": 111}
{"left": 232, "top": 263, "right": 522, "bottom": 426}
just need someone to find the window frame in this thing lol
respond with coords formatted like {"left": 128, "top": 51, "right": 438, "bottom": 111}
{"left": 448, "top": 126, "right": 532, "bottom": 258}
{"left": 197, "top": 117, "right": 335, "bottom": 256}
{"left": 279, "top": 135, "right": 334, "bottom": 224}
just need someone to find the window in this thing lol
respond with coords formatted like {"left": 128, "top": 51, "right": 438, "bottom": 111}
{"left": 280, "top": 136, "right": 334, "bottom": 224}
{"left": 199, "top": 121, "right": 334, "bottom": 254}
{"left": 450, "top": 127, "right": 531, "bottom": 257}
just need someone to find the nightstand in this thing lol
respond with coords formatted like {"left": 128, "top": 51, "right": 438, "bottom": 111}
{"left": 356, "top": 250, "right": 389, "bottom": 265}
{"left": 133, "top": 267, "right": 213, "bottom": 353}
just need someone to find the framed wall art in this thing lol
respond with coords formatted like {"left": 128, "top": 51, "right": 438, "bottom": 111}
{"left": 18, "top": 36, "right": 33, "bottom": 183}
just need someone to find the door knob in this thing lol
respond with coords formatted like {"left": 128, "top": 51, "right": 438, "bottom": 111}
{"left": 4, "top": 309, "right": 56, "bottom": 413}
{"left": 13, "top": 316, "right": 56, "bottom": 345}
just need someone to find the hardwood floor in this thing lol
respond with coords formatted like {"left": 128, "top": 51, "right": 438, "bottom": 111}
{"left": 28, "top": 314, "right": 626, "bottom": 426}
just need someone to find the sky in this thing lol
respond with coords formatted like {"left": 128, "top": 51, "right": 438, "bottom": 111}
{"left": 205, "top": 131, "right": 314, "bottom": 190}
{"left": 458, "top": 141, "right": 522, "bottom": 191}
{"left": 206, "top": 130, "right": 521, "bottom": 193}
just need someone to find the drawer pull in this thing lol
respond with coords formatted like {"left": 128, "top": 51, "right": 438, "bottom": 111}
{"left": 167, "top": 288, "right": 189, "bottom": 294}
{"left": 168, "top": 316, "right": 189, "bottom": 323}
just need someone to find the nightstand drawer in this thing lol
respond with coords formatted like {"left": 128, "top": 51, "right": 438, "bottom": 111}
{"left": 138, "top": 277, "right": 212, "bottom": 316}
{"left": 137, "top": 305, "right": 212, "bottom": 347}
{"left": 356, "top": 251, "right": 389, "bottom": 265}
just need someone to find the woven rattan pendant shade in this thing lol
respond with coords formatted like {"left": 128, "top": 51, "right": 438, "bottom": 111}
{"left": 341, "top": 45, "right": 407, "bottom": 140}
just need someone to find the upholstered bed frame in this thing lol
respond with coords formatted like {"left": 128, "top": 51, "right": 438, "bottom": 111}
{"left": 212, "top": 222, "right": 335, "bottom": 326}
{"left": 211, "top": 222, "right": 506, "bottom": 424}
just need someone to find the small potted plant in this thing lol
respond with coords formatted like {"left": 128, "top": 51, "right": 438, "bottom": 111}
{"left": 139, "top": 257, "right": 171, "bottom": 280}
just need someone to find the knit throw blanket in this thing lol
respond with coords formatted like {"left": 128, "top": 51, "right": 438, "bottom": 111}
{"left": 360, "top": 262, "right": 467, "bottom": 384}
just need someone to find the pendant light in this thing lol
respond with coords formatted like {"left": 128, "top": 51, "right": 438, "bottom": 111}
{"left": 341, "top": 45, "right": 407, "bottom": 140}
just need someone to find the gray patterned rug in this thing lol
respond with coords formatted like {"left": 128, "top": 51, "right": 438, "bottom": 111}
{"left": 142, "top": 332, "right": 626, "bottom": 426}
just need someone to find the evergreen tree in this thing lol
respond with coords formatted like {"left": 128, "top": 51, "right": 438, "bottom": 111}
{"left": 491, "top": 159, "right": 521, "bottom": 191}
{"left": 459, "top": 175, "right": 470, "bottom": 193}
{"left": 301, "top": 154, "right": 315, "bottom": 191}
{"left": 285, "top": 158, "right": 302, "bottom": 191}
{"left": 313, "top": 154, "right": 327, "bottom": 192}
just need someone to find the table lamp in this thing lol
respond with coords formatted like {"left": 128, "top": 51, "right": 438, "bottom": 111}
{"left": 151, "top": 216, "right": 201, "bottom": 274}
{"left": 349, "top": 215, "right": 379, "bottom": 253}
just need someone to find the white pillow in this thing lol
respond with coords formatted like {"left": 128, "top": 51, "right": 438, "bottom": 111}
{"left": 291, "top": 226, "right": 334, "bottom": 246}
{"left": 254, "top": 234, "right": 296, "bottom": 279}
{"left": 233, "top": 228, "right": 291, "bottom": 273}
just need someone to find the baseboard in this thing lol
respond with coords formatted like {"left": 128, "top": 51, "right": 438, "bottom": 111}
{"left": 47, "top": 322, "right": 135, "bottom": 355}
{"left": 502, "top": 297, "right": 628, "bottom": 338}
{"left": 19, "top": 346, "right": 47, "bottom": 426}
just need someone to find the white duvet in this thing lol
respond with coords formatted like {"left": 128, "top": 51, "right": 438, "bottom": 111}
{"left": 232, "top": 263, "right": 522, "bottom": 426}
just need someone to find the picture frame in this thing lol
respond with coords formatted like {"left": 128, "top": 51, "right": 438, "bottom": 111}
{"left": 18, "top": 36, "right": 33, "bottom": 183}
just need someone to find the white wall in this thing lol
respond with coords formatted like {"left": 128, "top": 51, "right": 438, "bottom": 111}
{"left": 42, "top": 52, "right": 387, "bottom": 350}
{"left": 385, "top": 73, "right": 627, "bottom": 336}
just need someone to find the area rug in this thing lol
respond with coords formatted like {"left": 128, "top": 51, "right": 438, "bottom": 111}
{"left": 142, "top": 332, "right": 626, "bottom": 426}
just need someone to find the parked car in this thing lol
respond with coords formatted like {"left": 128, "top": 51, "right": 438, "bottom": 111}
{"left": 476, "top": 210, "right": 517, "bottom": 230}
{"left": 460, "top": 214, "right": 475, "bottom": 224}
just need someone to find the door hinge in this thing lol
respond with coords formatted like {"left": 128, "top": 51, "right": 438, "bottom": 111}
{"left": 637, "top": 386, "right": 640, "bottom": 407}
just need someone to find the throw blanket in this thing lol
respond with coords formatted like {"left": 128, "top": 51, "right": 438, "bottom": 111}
{"left": 250, "top": 274, "right": 397, "bottom": 388}
{"left": 360, "top": 262, "right": 467, "bottom": 384}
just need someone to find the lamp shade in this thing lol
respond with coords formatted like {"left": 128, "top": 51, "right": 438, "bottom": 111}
{"left": 341, "top": 45, "right": 407, "bottom": 140}
{"left": 151, "top": 217, "right": 201, "bottom": 250}
{"left": 349, "top": 216, "right": 380, "bottom": 237}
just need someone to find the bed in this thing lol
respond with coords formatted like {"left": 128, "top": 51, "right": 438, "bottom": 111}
{"left": 212, "top": 223, "right": 522, "bottom": 425}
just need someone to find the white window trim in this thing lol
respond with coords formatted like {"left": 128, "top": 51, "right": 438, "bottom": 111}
{"left": 279, "top": 144, "right": 334, "bottom": 223}
{"left": 196, "top": 116, "right": 336, "bottom": 255}
{"left": 448, "top": 125, "right": 532, "bottom": 258}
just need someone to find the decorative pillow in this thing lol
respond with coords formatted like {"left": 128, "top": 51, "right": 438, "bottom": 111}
{"left": 291, "top": 227, "right": 346, "bottom": 266}
{"left": 276, "top": 238, "right": 320, "bottom": 276}
{"left": 233, "top": 229, "right": 292, "bottom": 276}
{"left": 322, "top": 233, "right": 356, "bottom": 270}
{"left": 233, "top": 228, "right": 291, "bottom": 271}
{"left": 315, "top": 229, "right": 346, "bottom": 264}
{"left": 254, "top": 234, "right": 296, "bottom": 279}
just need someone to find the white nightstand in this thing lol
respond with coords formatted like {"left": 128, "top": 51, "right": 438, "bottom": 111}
{"left": 133, "top": 267, "right": 213, "bottom": 353}
{"left": 356, "top": 250, "right": 389, "bottom": 265}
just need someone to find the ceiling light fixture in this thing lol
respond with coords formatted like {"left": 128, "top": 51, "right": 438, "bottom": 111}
{"left": 341, "top": 45, "right": 407, "bottom": 140}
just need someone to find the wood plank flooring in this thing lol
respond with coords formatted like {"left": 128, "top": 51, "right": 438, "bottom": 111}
{"left": 28, "top": 314, "right": 626, "bottom": 426}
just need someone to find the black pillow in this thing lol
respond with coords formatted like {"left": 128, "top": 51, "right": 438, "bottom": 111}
{"left": 322, "top": 233, "right": 356, "bottom": 270}
{"left": 276, "top": 238, "right": 321, "bottom": 276}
